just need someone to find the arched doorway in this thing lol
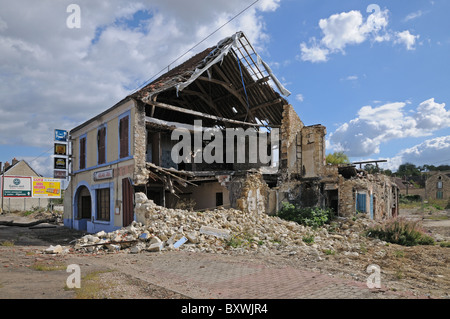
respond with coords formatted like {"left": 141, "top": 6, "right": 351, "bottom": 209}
{"left": 74, "top": 185, "right": 91, "bottom": 231}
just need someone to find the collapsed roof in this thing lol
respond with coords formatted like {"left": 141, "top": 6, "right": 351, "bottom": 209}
{"left": 131, "top": 31, "right": 291, "bottom": 128}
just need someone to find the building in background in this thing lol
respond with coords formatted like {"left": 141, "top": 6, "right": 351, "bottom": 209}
{"left": 0, "top": 158, "right": 50, "bottom": 212}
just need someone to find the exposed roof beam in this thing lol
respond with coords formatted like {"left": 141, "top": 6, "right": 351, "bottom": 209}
{"left": 143, "top": 100, "right": 263, "bottom": 127}
{"left": 234, "top": 98, "right": 283, "bottom": 119}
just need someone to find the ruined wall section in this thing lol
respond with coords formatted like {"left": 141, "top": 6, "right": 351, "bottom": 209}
{"left": 235, "top": 172, "right": 270, "bottom": 215}
{"left": 134, "top": 101, "right": 150, "bottom": 185}
{"left": 280, "top": 104, "right": 304, "bottom": 177}
{"left": 300, "top": 125, "right": 327, "bottom": 179}
{"left": 338, "top": 173, "right": 399, "bottom": 220}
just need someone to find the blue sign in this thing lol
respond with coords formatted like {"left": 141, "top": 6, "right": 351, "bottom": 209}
{"left": 55, "top": 129, "right": 68, "bottom": 142}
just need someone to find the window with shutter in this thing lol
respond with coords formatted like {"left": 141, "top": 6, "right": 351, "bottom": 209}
{"left": 119, "top": 116, "right": 129, "bottom": 158}
{"left": 96, "top": 188, "right": 110, "bottom": 221}
{"left": 98, "top": 126, "right": 106, "bottom": 164}
{"left": 80, "top": 137, "right": 86, "bottom": 169}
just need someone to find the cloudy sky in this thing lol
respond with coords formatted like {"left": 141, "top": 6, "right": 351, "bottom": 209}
{"left": 0, "top": 0, "right": 449, "bottom": 177}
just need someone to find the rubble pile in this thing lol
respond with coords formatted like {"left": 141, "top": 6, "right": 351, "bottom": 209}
{"left": 69, "top": 192, "right": 386, "bottom": 260}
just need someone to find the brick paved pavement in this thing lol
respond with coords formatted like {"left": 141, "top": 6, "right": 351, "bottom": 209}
{"left": 119, "top": 251, "right": 415, "bottom": 299}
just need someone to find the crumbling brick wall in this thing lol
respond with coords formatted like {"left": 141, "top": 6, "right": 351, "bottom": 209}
{"left": 236, "top": 172, "right": 270, "bottom": 214}
{"left": 280, "top": 104, "right": 304, "bottom": 175}
{"left": 300, "top": 125, "right": 326, "bottom": 178}
{"left": 133, "top": 102, "right": 150, "bottom": 186}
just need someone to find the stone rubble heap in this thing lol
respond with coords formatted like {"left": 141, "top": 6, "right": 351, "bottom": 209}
{"left": 67, "top": 192, "right": 387, "bottom": 260}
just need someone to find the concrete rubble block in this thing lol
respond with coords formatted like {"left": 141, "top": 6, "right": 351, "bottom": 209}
{"left": 147, "top": 242, "right": 163, "bottom": 252}
{"left": 106, "top": 244, "right": 120, "bottom": 252}
{"left": 96, "top": 231, "right": 107, "bottom": 238}
{"left": 186, "top": 231, "right": 199, "bottom": 244}
{"left": 199, "top": 226, "right": 231, "bottom": 240}
{"left": 135, "top": 192, "right": 148, "bottom": 204}
{"left": 149, "top": 236, "right": 162, "bottom": 245}
{"left": 44, "top": 245, "right": 63, "bottom": 254}
{"left": 130, "top": 243, "right": 145, "bottom": 254}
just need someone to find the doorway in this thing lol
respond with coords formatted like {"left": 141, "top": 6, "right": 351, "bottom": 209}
{"left": 75, "top": 185, "right": 91, "bottom": 231}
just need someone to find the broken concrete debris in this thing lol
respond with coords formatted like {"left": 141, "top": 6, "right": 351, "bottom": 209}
{"left": 63, "top": 192, "right": 393, "bottom": 261}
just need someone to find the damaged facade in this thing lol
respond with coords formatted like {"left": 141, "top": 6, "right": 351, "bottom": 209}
{"left": 63, "top": 31, "right": 399, "bottom": 233}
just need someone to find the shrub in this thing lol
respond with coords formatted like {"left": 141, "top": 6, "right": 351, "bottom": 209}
{"left": 366, "top": 217, "right": 435, "bottom": 246}
{"left": 302, "top": 234, "right": 315, "bottom": 244}
{"left": 277, "top": 203, "right": 334, "bottom": 228}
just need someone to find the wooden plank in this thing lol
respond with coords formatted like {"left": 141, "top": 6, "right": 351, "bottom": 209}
{"left": 143, "top": 100, "right": 263, "bottom": 127}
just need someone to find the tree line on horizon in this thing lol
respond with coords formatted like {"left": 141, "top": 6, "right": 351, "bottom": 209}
{"left": 326, "top": 152, "right": 450, "bottom": 177}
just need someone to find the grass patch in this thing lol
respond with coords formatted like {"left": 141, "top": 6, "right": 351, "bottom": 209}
{"left": 439, "top": 242, "right": 450, "bottom": 248}
{"left": 424, "top": 215, "right": 449, "bottom": 221}
{"left": 394, "top": 250, "right": 405, "bottom": 258}
{"left": 31, "top": 260, "right": 66, "bottom": 271}
{"left": 225, "top": 232, "right": 257, "bottom": 249}
{"left": 323, "top": 249, "right": 335, "bottom": 255}
{"left": 302, "top": 234, "right": 315, "bottom": 244}
{"left": 70, "top": 270, "right": 115, "bottom": 299}
{"left": 366, "top": 217, "right": 435, "bottom": 246}
{"left": 0, "top": 240, "right": 15, "bottom": 247}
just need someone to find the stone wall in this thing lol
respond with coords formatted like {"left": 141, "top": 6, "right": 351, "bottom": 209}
{"left": 280, "top": 104, "right": 304, "bottom": 175}
{"left": 300, "top": 125, "right": 326, "bottom": 178}
{"left": 337, "top": 173, "right": 399, "bottom": 220}
{"left": 134, "top": 102, "right": 150, "bottom": 186}
{"left": 235, "top": 172, "right": 270, "bottom": 215}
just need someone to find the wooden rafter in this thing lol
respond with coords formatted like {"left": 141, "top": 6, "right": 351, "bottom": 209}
{"left": 143, "top": 100, "right": 263, "bottom": 127}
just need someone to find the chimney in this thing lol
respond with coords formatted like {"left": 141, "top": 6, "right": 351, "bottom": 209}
{"left": 12, "top": 158, "right": 19, "bottom": 166}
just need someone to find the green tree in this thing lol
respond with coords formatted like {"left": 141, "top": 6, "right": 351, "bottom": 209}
{"left": 326, "top": 152, "right": 350, "bottom": 165}
{"left": 397, "top": 162, "right": 420, "bottom": 177}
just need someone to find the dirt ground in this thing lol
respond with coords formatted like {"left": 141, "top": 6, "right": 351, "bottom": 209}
{"left": 0, "top": 208, "right": 448, "bottom": 299}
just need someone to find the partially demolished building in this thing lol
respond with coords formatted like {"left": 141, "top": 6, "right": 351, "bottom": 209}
{"left": 63, "top": 31, "right": 399, "bottom": 233}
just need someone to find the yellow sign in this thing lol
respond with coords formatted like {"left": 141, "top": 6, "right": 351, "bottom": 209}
{"left": 32, "top": 178, "right": 61, "bottom": 198}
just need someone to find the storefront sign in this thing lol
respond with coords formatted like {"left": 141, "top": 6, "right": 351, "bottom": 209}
{"left": 93, "top": 169, "right": 113, "bottom": 181}
{"left": 54, "top": 170, "right": 67, "bottom": 179}
{"left": 54, "top": 157, "right": 67, "bottom": 170}
{"left": 54, "top": 129, "right": 68, "bottom": 142}
{"left": 54, "top": 143, "right": 67, "bottom": 156}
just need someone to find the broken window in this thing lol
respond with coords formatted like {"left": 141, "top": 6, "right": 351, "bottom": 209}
{"left": 216, "top": 192, "right": 223, "bottom": 207}
{"left": 96, "top": 188, "right": 110, "bottom": 221}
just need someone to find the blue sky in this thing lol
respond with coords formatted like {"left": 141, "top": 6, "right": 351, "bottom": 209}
{"left": 0, "top": 0, "right": 449, "bottom": 177}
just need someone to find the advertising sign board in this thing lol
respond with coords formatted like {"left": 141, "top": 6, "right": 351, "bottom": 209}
{"left": 2, "top": 176, "right": 32, "bottom": 197}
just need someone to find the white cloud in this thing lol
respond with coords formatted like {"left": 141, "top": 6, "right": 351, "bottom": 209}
{"left": 404, "top": 10, "right": 424, "bottom": 22}
{"left": 295, "top": 93, "right": 304, "bottom": 102}
{"left": 384, "top": 136, "right": 450, "bottom": 170}
{"left": 300, "top": 6, "right": 418, "bottom": 62}
{"left": 395, "top": 30, "right": 419, "bottom": 50}
{"left": 299, "top": 40, "right": 329, "bottom": 63}
{"left": 328, "top": 99, "right": 450, "bottom": 157}
{"left": 0, "top": 0, "right": 280, "bottom": 152}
